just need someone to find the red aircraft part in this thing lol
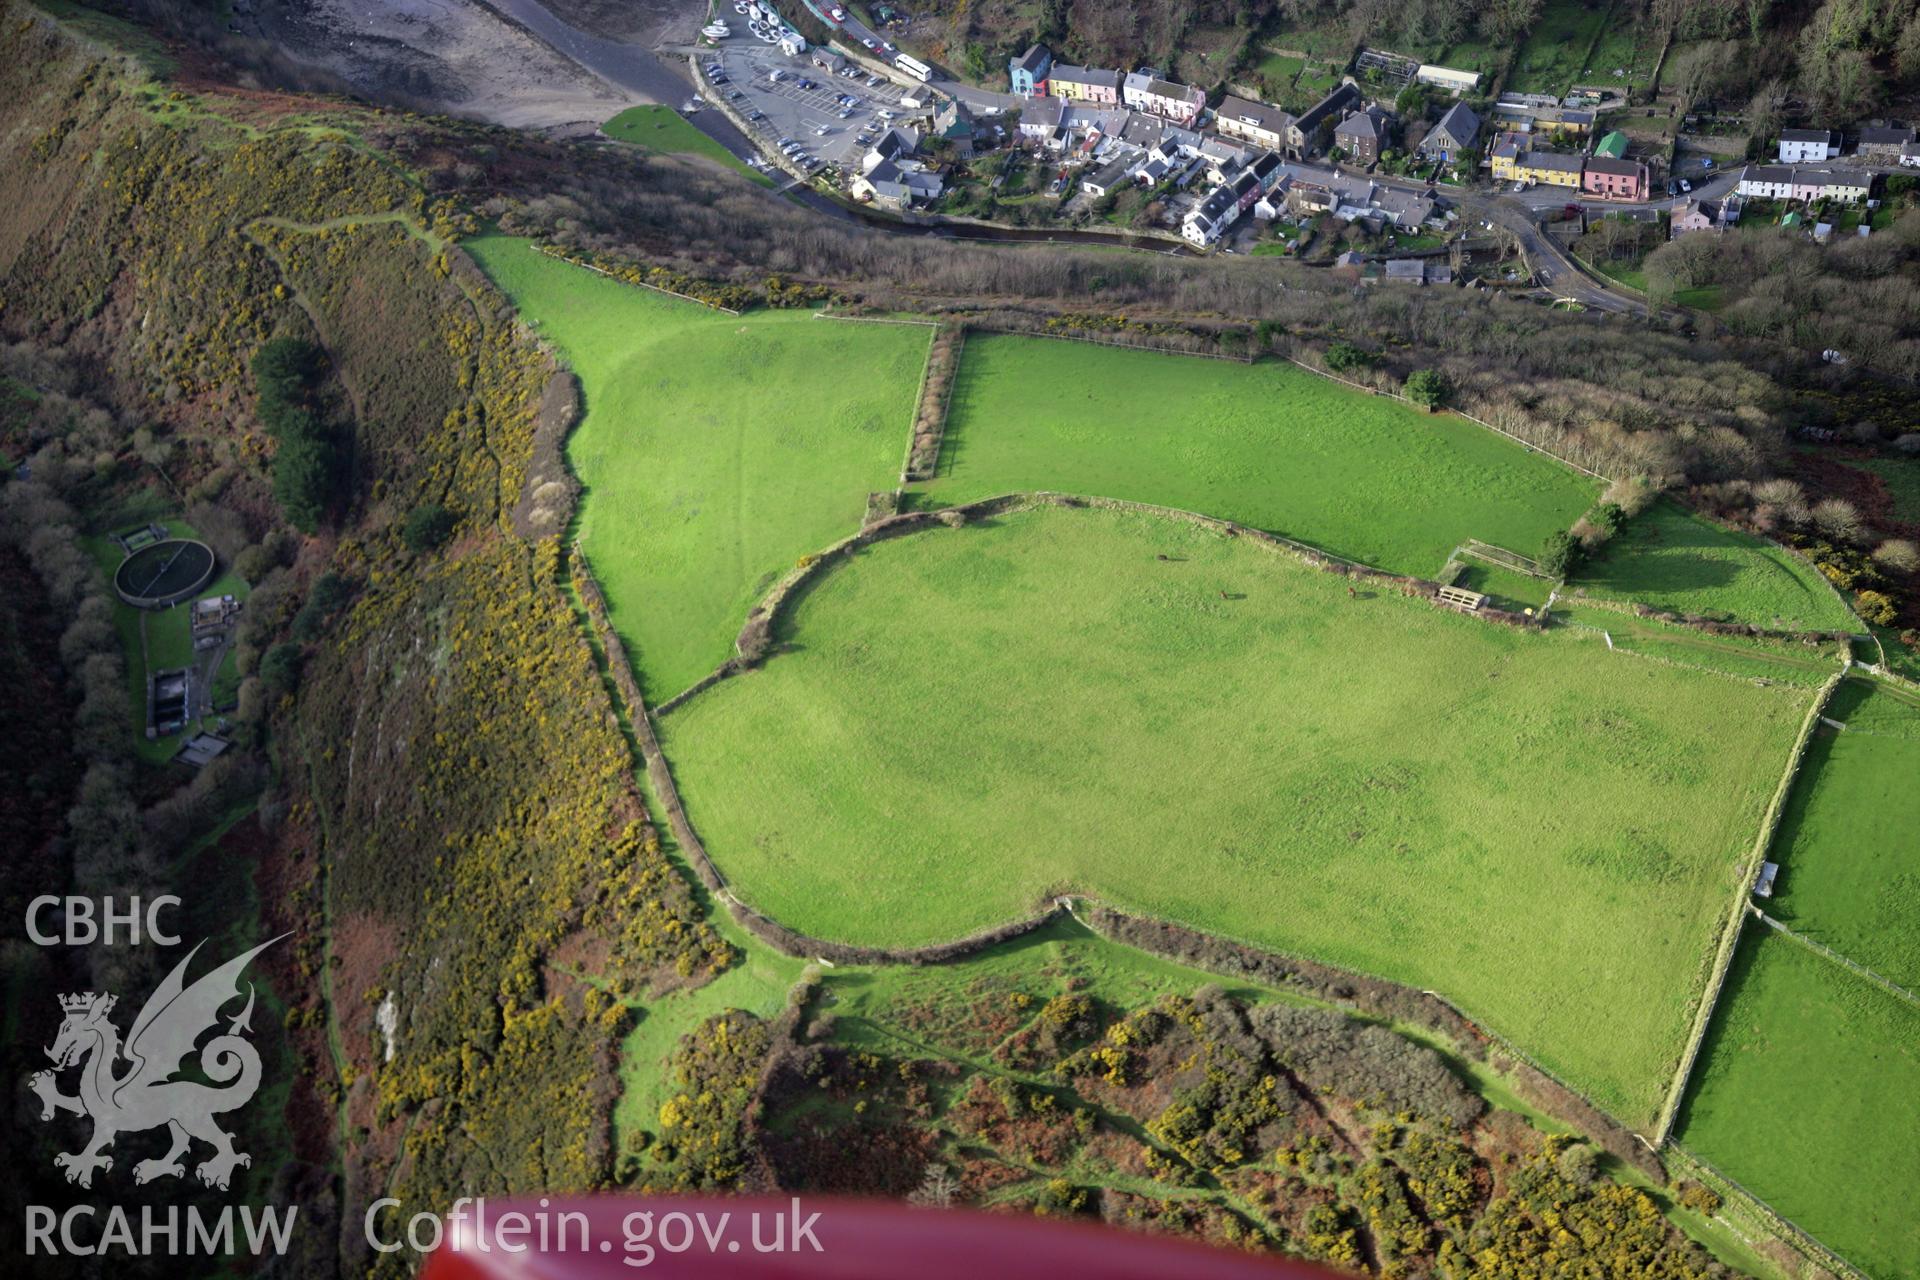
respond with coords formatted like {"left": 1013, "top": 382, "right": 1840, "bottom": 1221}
{"left": 417, "top": 1196, "right": 1342, "bottom": 1280}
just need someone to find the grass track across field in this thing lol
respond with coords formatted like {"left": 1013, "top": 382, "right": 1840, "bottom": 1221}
{"left": 465, "top": 234, "right": 926, "bottom": 701}
{"left": 1677, "top": 928, "right": 1920, "bottom": 1280}
{"left": 919, "top": 332, "right": 1600, "bottom": 577}
{"left": 660, "top": 503, "right": 1813, "bottom": 1127}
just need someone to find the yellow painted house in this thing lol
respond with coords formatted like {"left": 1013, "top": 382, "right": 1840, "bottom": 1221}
{"left": 1489, "top": 136, "right": 1523, "bottom": 181}
{"left": 1498, "top": 149, "right": 1584, "bottom": 188}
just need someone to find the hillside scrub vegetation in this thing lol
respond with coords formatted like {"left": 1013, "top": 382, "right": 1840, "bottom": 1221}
{"left": 1644, "top": 204, "right": 1920, "bottom": 382}
{"left": 742, "top": 966, "right": 1734, "bottom": 1276}
{"left": 0, "top": 13, "right": 737, "bottom": 1276}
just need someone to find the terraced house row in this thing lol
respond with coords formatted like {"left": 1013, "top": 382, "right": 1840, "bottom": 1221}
{"left": 1490, "top": 135, "right": 1652, "bottom": 201}
{"left": 1733, "top": 164, "right": 1875, "bottom": 204}
{"left": 1007, "top": 44, "right": 1203, "bottom": 127}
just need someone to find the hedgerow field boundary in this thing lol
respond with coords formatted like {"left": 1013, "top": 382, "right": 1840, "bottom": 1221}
{"left": 1669, "top": 1131, "right": 1868, "bottom": 1280}
{"left": 1653, "top": 663, "right": 1848, "bottom": 1144}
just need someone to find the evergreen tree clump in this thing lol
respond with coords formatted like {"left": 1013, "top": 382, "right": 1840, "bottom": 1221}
{"left": 1324, "top": 341, "right": 1373, "bottom": 373}
{"left": 403, "top": 503, "right": 457, "bottom": 554}
{"left": 259, "top": 642, "right": 304, "bottom": 695}
{"left": 1540, "top": 530, "right": 1583, "bottom": 578}
{"left": 1405, "top": 369, "right": 1450, "bottom": 409}
{"left": 252, "top": 338, "right": 344, "bottom": 532}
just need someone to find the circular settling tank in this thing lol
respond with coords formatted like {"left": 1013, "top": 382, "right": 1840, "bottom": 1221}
{"left": 114, "top": 539, "right": 216, "bottom": 608}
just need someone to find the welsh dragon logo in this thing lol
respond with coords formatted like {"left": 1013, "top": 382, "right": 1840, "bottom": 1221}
{"left": 29, "top": 937, "right": 283, "bottom": 1191}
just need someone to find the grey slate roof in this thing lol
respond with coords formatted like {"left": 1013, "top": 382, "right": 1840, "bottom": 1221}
{"left": 1215, "top": 95, "right": 1292, "bottom": 137}
{"left": 1430, "top": 101, "right": 1479, "bottom": 147}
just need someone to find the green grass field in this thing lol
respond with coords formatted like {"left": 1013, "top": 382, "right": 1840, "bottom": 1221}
{"left": 1456, "top": 559, "right": 1553, "bottom": 610}
{"left": 1851, "top": 454, "right": 1920, "bottom": 521}
{"left": 660, "top": 503, "right": 1814, "bottom": 1125}
{"left": 1764, "top": 680, "right": 1920, "bottom": 988}
{"left": 1506, "top": 0, "right": 1617, "bottom": 94}
{"left": 1572, "top": 500, "right": 1858, "bottom": 632}
{"left": 919, "top": 334, "right": 1598, "bottom": 578}
{"left": 1677, "top": 928, "right": 1920, "bottom": 1280}
{"left": 465, "top": 234, "right": 927, "bottom": 701}
{"left": 1252, "top": 50, "right": 1304, "bottom": 83}
{"left": 602, "top": 105, "right": 772, "bottom": 186}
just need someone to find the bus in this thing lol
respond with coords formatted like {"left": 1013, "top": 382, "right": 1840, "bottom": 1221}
{"left": 894, "top": 53, "right": 932, "bottom": 82}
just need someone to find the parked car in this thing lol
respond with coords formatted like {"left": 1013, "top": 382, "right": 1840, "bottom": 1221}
{"left": 1679, "top": 178, "right": 1692, "bottom": 192}
{"left": 829, "top": 5, "right": 846, "bottom": 19}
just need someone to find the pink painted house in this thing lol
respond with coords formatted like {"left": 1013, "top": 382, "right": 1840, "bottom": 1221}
{"left": 1582, "top": 155, "right": 1649, "bottom": 202}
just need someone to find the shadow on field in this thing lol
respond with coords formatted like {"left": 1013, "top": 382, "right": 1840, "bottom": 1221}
{"left": 767, "top": 512, "right": 1011, "bottom": 648}
{"left": 1578, "top": 505, "right": 1751, "bottom": 602}
{"left": 1667, "top": 919, "right": 1766, "bottom": 1139}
